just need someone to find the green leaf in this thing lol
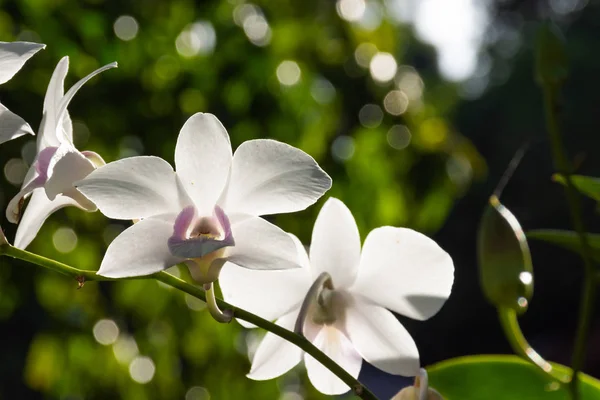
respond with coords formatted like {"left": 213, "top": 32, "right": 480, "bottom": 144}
{"left": 527, "top": 229, "right": 600, "bottom": 263}
{"left": 553, "top": 174, "right": 600, "bottom": 202}
{"left": 477, "top": 196, "right": 533, "bottom": 312}
{"left": 428, "top": 355, "right": 600, "bottom": 400}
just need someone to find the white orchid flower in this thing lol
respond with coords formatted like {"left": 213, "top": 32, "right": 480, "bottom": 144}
{"left": 5, "top": 56, "right": 117, "bottom": 249}
{"left": 0, "top": 41, "right": 45, "bottom": 145}
{"left": 75, "top": 112, "right": 332, "bottom": 312}
{"left": 219, "top": 197, "right": 454, "bottom": 395}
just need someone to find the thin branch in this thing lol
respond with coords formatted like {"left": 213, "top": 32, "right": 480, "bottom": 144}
{"left": 498, "top": 307, "right": 571, "bottom": 384}
{"left": 0, "top": 243, "right": 378, "bottom": 400}
{"left": 492, "top": 141, "right": 530, "bottom": 199}
{"left": 538, "top": 51, "right": 596, "bottom": 400}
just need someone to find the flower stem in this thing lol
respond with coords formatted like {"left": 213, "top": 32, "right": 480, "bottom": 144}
{"left": 540, "top": 77, "right": 596, "bottom": 400}
{"left": 204, "top": 282, "right": 233, "bottom": 323}
{"left": 0, "top": 243, "right": 113, "bottom": 281}
{"left": 498, "top": 307, "right": 571, "bottom": 384}
{"left": 0, "top": 243, "right": 379, "bottom": 400}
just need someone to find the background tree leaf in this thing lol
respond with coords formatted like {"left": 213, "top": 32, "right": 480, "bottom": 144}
{"left": 553, "top": 174, "right": 600, "bottom": 202}
{"left": 527, "top": 229, "right": 600, "bottom": 263}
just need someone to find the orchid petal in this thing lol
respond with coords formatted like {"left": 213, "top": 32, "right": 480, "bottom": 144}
{"left": 175, "top": 113, "right": 232, "bottom": 214}
{"left": 55, "top": 61, "right": 117, "bottom": 143}
{"left": 220, "top": 235, "right": 312, "bottom": 327}
{"left": 247, "top": 309, "right": 303, "bottom": 380}
{"left": 38, "top": 58, "right": 116, "bottom": 149}
{"left": 309, "top": 198, "right": 361, "bottom": 288}
{"left": 81, "top": 150, "right": 106, "bottom": 168}
{"left": 44, "top": 145, "right": 95, "bottom": 200}
{"left": 0, "top": 103, "right": 34, "bottom": 144}
{"left": 223, "top": 139, "right": 332, "bottom": 216}
{"left": 351, "top": 227, "right": 454, "bottom": 320}
{"left": 61, "top": 109, "right": 73, "bottom": 144}
{"left": 304, "top": 326, "right": 362, "bottom": 395}
{"left": 344, "top": 295, "right": 420, "bottom": 376}
{"left": 6, "top": 146, "right": 58, "bottom": 223}
{"left": 21, "top": 158, "right": 40, "bottom": 190}
{"left": 222, "top": 214, "right": 300, "bottom": 271}
{"left": 38, "top": 57, "right": 69, "bottom": 150}
{"left": 63, "top": 186, "right": 96, "bottom": 211}
{"left": 35, "top": 146, "right": 59, "bottom": 178}
{"left": 5, "top": 175, "right": 46, "bottom": 223}
{"left": 76, "top": 156, "right": 187, "bottom": 220}
{"left": 171, "top": 206, "right": 195, "bottom": 238}
{"left": 13, "top": 188, "right": 85, "bottom": 249}
{"left": 0, "top": 41, "right": 45, "bottom": 84}
{"left": 97, "top": 215, "right": 184, "bottom": 278}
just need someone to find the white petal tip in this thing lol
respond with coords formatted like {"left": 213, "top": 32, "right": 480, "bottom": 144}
{"left": 19, "top": 42, "right": 46, "bottom": 50}
{"left": 96, "top": 268, "right": 132, "bottom": 279}
{"left": 246, "top": 371, "right": 269, "bottom": 381}
{"left": 96, "top": 270, "right": 114, "bottom": 278}
{"left": 28, "top": 42, "right": 46, "bottom": 51}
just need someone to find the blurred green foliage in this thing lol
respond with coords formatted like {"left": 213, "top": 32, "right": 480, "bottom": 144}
{"left": 528, "top": 229, "right": 600, "bottom": 264}
{"left": 0, "top": 0, "right": 485, "bottom": 398}
{"left": 553, "top": 174, "right": 600, "bottom": 203}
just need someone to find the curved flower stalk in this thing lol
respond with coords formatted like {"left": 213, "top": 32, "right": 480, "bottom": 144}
{"left": 219, "top": 197, "right": 454, "bottom": 395}
{"left": 5, "top": 56, "right": 117, "bottom": 249}
{"left": 0, "top": 41, "right": 46, "bottom": 145}
{"left": 75, "top": 112, "right": 331, "bottom": 296}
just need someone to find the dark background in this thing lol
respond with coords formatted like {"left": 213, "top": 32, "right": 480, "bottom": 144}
{"left": 1, "top": 0, "right": 599, "bottom": 398}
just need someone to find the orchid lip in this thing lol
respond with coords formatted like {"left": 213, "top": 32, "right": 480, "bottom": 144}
{"left": 167, "top": 205, "right": 235, "bottom": 259}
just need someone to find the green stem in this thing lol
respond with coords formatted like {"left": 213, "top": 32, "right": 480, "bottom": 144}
{"left": 498, "top": 307, "right": 571, "bottom": 383}
{"left": 1, "top": 243, "right": 113, "bottom": 281}
{"left": 542, "top": 82, "right": 596, "bottom": 400}
{"left": 204, "top": 282, "right": 233, "bottom": 323}
{"left": 0, "top": 243, "right": 378, "bottom": 400}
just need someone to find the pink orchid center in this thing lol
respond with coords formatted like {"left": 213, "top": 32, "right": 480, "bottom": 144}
{"left": 190, "top": 216, "right": 222, "bottom": 239}
{"left": 167, "top": 205, "right": 235, "bottom": 261}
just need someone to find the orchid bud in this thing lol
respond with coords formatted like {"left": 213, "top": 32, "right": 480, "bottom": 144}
{"left": 390, "top": 369, "right": 443, "bottom": 400}
{"left": 477, "top": 196, "right": 533, "bottom": 313}
{"left": 535, "top": 22, "right": 568, "bottom": 87}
